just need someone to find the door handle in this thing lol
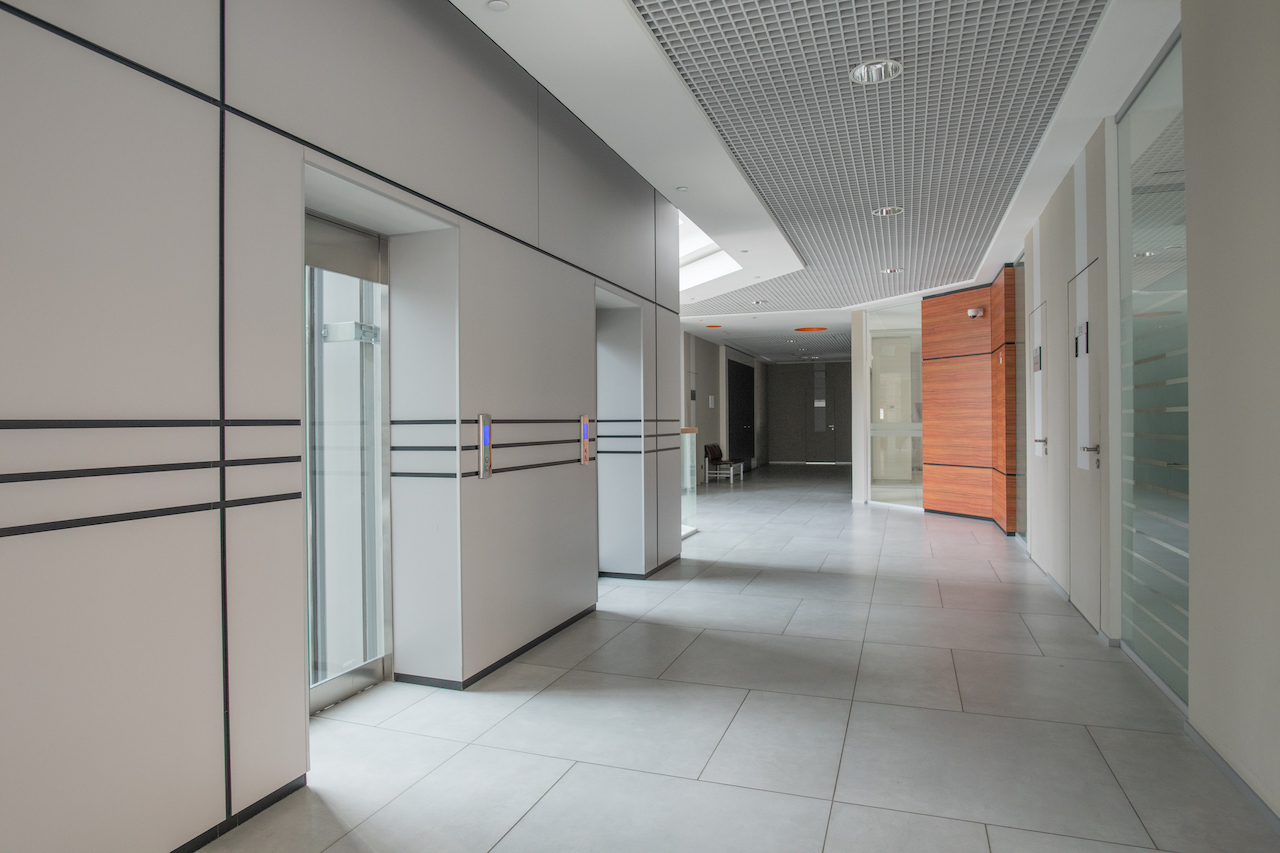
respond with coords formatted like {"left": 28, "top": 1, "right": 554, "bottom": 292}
{"left": 1034, "top": 438, "right": 1048, "bottom": 444}
{"left": 1080, "top": 445, "right": 1100, "bottom": 453}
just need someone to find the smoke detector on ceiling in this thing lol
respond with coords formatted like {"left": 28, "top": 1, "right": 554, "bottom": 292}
{"left": 850, "top": 59, "right": 902, "bottom": 84}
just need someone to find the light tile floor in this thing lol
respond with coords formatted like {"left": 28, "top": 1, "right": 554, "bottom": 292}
{"left": 207, "top": 466, "right": 1280, "bottom": 853}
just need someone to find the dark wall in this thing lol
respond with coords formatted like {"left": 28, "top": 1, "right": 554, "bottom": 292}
{"left": 767, "top": 362, "right": 851, "bottom": 462}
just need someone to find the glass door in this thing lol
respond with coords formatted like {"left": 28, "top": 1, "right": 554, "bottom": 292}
{"left": 305, "top": 266, "right": 390, "bottom": 691}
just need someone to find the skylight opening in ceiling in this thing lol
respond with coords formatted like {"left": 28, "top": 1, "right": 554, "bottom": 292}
{"left": 679, "top": 211, "right": 743, "bottom": 289}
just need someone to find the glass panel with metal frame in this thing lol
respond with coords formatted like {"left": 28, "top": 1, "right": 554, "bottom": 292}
{"left": 305, "top": 266, "right": 391, "bottom": 689}
{"left": 868, "top": 303, "right": 924, "bottom": 507}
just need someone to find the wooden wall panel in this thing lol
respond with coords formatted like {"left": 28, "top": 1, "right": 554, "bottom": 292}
{"left": 989, "top": 265, "right": 1016, "bottom": 353}
{"left": 922, "top": 286, "right": 992, "bottom": 359}
{"left": 923, "top": 355, "right": 991, "bottom": 467}
{"left": 992, "top": 470, "right": 1017, "bottom": 534}
{"left": 924, "top": 465, "right": 992, "bottom": 517}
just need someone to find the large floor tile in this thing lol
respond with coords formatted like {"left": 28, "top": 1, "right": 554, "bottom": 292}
{"left": 987, "top": 826, "right": 1159, "bottom": 852}
{"left": 953, "top": 651, "right": 1185, "bottom": 733}
{"left": 380, "top": 662, "right": 565, "bottom": 742}
{"left": 641, "top": 590, "right": 800, "bottom": 634}
{"left": 878, "top": 541, "right": 935, "bottom": 558}
{"left": 872, "top": 576, "right": 942, "bottom": 607}
{"left": 865, "top": 603, "right": 1042, "bottom": 655}
{"left": 823, "top": 803, "right": 990, "bottom": 853}
{"left": 316, "top": 681, "right": 437, "bottom": 726}
{"left": 717, "top": 548, "right": 827, "bottom": 570}
{"left": 476, "top": 669, "right": 745, "bottom": 777}
{"left": 876, "top": 555, "right": 1002, "bottom": 582}
{"left": 740, "top": 569, "right": 875, "bottom": 602}
{"left": 819, "top": 552, "right": 880, "bottom": 574}
{"left": 783, "top": 599, "right": 870, "bottom": 641}
{"left": 1088, "top": 726, "right": 1280, "bottom": 853}
{"left": 575, "top": 622, "right": 703, "bottom": 678}
{"left": 1021, "top": 614, "right": 1129, "bottom": 662}
{"left": 699, "top": 690, "right": 850, "bottom": 798}
{"left": 681, "top": 564, "right": 761, "bottom": 594}
{"left": 939, "top": 580, "right": 1076, "bottom": 615}
{"left": 991, "top": 558, "right": 1052, "bottom": 584}
{"left": 661, "top": 629, "right": 861, "bottom": 699}
{"left": 595, "top": 586, "right": 673, "bottom": 621}
{"left": 853, "top": 642, "right": 962, "bottom": 711}
{"left": 490, "top": 763, "right": 831, "bottom": 853}
{"left": 203, "top": 788, "right": 348, "bottom": 853}
{"left": 684, "top": 531, "right": 752, "bottom": 551}
{"left": 305, "top": 718, "right": 464, "bottom": 827}
{"left": 835, "top": 702, "right": 1151, "bottom": 846}
{"left": 516, "top": 614, "right": 629, "bottom": 668}
{"left": 332, "top": 745, "right": 573, "bottom": 853}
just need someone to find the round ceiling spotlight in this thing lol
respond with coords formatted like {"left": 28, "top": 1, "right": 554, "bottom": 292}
{"left": 872, "top": 206, "right": 903, "bottom": 217}
{"left": 882, "top": 268, "right": 904, "bottom": 274}
{"left": 1134, "top": 251, "right": 1159, "bottom": 258}
{"left": 795, "top": 327, "right": 828, "bottom": 332}
{"left": 850, "top": 59, "right": 902, "bottom": 85}
{"left": 751, "top": 299, "right": 767, "bottom": 304}
{"left": 487, "top": 0, "right": 510, "bottom": 9}
{"left": 676, "top": 186, "right": 689, "bottom": 192}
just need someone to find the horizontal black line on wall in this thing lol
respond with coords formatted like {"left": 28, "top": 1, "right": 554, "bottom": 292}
{"left": 0, "top": 492, "right": 302, "bottom": 538}
{"left": 645, "top": 447, "right": 681, "bottom": 454}
{"left": 0, "top": 418, "right": 300, "bottom": 430}
{"left": 492, "top": 457, "right": 594, "bottom": 474}
{"left": 391, "top": 446, "right": 456, "bottom": 452}
{"left": 493, "top": 438, "right": 591, "bottom": 449}
{"left": 390, "top": 419, "right": 457, "bottom": 426}
{"left": 598, "top": 434, "right": 642, "bottom": 439}
{"left": 598, "top": 450, "right": 642, "bottom": 455}
{"left": 390, "top": 471, "right": 457, "bottom": 479}
{"left": 0, "top": 456, "right": 301, "bottom": 484}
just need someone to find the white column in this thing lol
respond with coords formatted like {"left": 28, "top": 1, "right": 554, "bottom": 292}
{"left": 850, "top": 311, "right": 871, "bottom": 502}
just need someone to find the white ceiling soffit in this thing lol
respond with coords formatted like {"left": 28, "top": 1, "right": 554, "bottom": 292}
{"left": 635, "top": 0, "right": 1180, "bottom": 317}
{"left": 448, "top": 0, "right": 804, "bottom": 296}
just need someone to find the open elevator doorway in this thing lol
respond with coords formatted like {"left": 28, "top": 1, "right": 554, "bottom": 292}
{"left": 302, "top": 165, "right": 457, "bottom": 713}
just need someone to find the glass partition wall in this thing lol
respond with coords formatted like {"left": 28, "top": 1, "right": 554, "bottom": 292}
{"left": 1117, "top": 42, "right": 1188, "bottom": 704}
{"left": 868, "top": 303, "right": 923, "bottom": 506}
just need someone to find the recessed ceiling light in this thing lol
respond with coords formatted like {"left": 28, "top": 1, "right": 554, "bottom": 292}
{"left": 706, "top": 325, "right": 721, "bottom": 328}
{"left": 740, "top": 249, "right": 749, "bottom": 254}
{"left": 882, "top": 268, "right": 904, "bottom": 274}
{"left": 1134, "top": 251, "right": 1159, "bottom": 258}
{"left": 850, "top": 59, "right": 902, "bottom": 84}
{"left": 795, "top": 327, "right": 828, "bottom": 331}
{"left": 486, "top": 0, "right": 509, "bottom": 9}
{"left": 676, "top": 186, "right": 689, "bottom": 192}
{"left": 787, "top": 340, "right": 795, "bottom": 343}
{"left": 752, "top": 300, "right": 767, "bottom": 304}
{"left": 872, "top": 206, "right": 903, "bottom": 217}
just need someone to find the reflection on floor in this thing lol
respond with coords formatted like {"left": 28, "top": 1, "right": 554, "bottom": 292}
{"left": 206, "top": 466, "right": 1279, "bottom": 853}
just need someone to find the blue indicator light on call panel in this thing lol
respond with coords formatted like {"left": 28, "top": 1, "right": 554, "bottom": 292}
{"left": 483, "top": 425, "right": 491, "bottom": 445}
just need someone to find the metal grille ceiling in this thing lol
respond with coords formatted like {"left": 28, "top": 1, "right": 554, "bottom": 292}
{"left": 632, "top": 0, "right": 1108, "bottom": 316}
{"left": 720, "top": 330, "right": 854, "bottom": 362}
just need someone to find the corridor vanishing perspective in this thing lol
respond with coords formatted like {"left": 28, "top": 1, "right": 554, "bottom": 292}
{"left": 208, "top": 468, "right": 1278, "bottom": 853}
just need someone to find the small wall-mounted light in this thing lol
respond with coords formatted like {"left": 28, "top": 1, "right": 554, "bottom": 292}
{"left": 967, "top": 308, "right": 985, "bottom": 319}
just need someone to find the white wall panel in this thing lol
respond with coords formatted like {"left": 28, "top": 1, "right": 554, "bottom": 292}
{"left": 0, "top": 515, "right": 226, "bottom": 853}
{"left": 391, "top": 478, "right": 462, "bottom": 682}
{"left": 538, "top": 88, "right": 657, "bottom": 298}
{"left": 0, "top": 469, "right": 219, "bottom": 528}
{"left": 0, "top": 18, "right": 219, "bottom": 419}
{"left": 226, "top": 0, "right": 539, "bottom": 244}
{"left": 0, "top": 427, "right": 218, "bottom": 474}
{"left": 5, "top": 0, "right": 221, "bottom": 97}
{"left": 224, "top": 462, "right": 303, "bottom": 501}
{"left": 390, "top": 229, "right": 460, "bottom": 419}
{"left": 225, "top": 115, "right": 305, "bottom": 421}
{"left": 655, "top": 308, "right": 683, "bottom": 564}
{"left": 226, "top": 499, "right": 308, "bottom": 812}
{"left": 226, "top": 425, "right": 303, "bottom": 461}
{"left": 654, "top": 192, "right": 681, "bottom": 311}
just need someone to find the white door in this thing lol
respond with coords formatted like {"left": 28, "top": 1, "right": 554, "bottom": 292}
{"left": 1068, "top": 268, "right": 1104, "bottom": 629}
{"left": 1027, "top": 298, "right": 1070, "bottom": 591}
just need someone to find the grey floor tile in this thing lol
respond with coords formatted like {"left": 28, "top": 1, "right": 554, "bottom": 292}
{"left": 954, "top": 651, "right": 1184, "bottom": 732}
{"left": 718, "top": 548, "right": 827, "bottom": 570}
{"left": 878, "top": 541, "right": 935, "bottom": 558}
{"left": 865, "top": 603, "right": 1043, "bottom": 655}
{"left": 681, "top": 564, "right": 761, "bottom": 594}
{"left": 823, "top": 803, "right": 990, "bottom": 853}
{"left": 490, "top": 762, "right": 832, "bottom": 853}
{"left": 991, "top": 559, "right": 1052, "bottom": 584}
{"left": 333, "top": 745, "right": 572, "bottom": 853}
{"left": 853, "top": 642, "right": 962, "bottom": 711}
{"left": 1088, "top": 726, "right": 1280, "bottom": 853}
{"left": 734, "top": 533, "right": 793, "bottom": 552}
{"left": 661, "top": 629, "right": 861, "bottom": 699}
{"left": 595, "top": 586, "right": 673, "bottom": 621}
{"left": 931, "top": 541, "right": 1032, "bottom": 561}
{"left": 741, "top": 569, "right": 875, "bottom": 602}
{"left": 820, "top": 552, "right": 880, "bottom": 574}
{"left": 678, "top": 546, "right": 731, "bottom": 562}
{"left": 700, "top": 690, "right": 850, "bottom": 798}
{"left": 202, "top": 788, "right": 348, "bottom": 853}
{"left": 641, "top": 590, "right": 800, "bottom": 634}
{"left": 516, "top": 614, "right": 629, "bottom": 668}
{"left": 684, "top": 531, "right": 752, "bottom": 551}
{"left": 1021, "top": 614, "right": 1129, "bottom": 662}
{"left": 873, "top": 576, "right": 942, "bottom": 607}
{"left": 836, "top": 702, "right": 1151, "bottom": 846}
{"left": 380, "top": 662, "right": 566, "bottom": 742}
{"left": 784, "top": 599, "right": 870, "bottom": 642}
{"left": 987, "top": 826, "right": 1158, "bottom": 852}
{"left": 476, "top": 669, "right": 746, "bottom": 778}
{"left": 305, "top": 718, "right": 464, "bottom": 827}
{"left": 877, "top": 555, "right": 1002, "bottom": 582}
{"left": 939, "top": 580, "right": 1076, "bottom": 615}
{"left": 575, "top": 621, "right": 703, "bottom": 678}
{"left": 316, "top": 681, "right": 437, "bottom": 726}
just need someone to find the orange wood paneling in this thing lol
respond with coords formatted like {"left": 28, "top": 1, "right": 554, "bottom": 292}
{"left": 992, "top": 470, "right": 1017, "bottom": 534}
{"left": 923, "top": 355, "right": 991, "bottom": 467}
{"left": 991, "top": 345, "right": 1017, "bottom": 475}
{"left": 924, "top": 465, "right": 992, "bottom": 517}
{"left": 922, "top": 286, "right": 992, "bottom": 359}
{"left": 988, "top": 265, "right": 1016, "bottom": 352}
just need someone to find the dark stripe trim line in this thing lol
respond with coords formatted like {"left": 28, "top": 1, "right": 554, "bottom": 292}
{"left": 491, "top": 418, "right": 582, "bottom": 425}
{"left": 0, "top": 492, "right": 301, "bottom": 538}
{"left": 493, "top": 438, "right": 590, "bottom": 449}
{"left": 922, "top": 463, "right": 995, "bottom": 470}
{"left": 491, "top": 457, "right": 588, "bottom": 474}
{"left": 390, "top": 419, "right": 457, "bottom": 425}
{"left": 0, "top": 455, "right": 300, "bottom": 484}
{"left": 169, "top": 774, "right": 306, "bottom": 853}
{"left": 597, "top": 419, "right": 641, "bottom": 423}
{"left": 598, "top": 434, "right": 643, "bottom": 438}
{"left": 644, "top": 446, "right": 681, "bottom": 454}
{"left": 0, "top": 418, "right": 299, "bottom": 429}
{"left": 923, "top": 348, "right": 1008, "bottom": 362}
{"left": 391, "top": 446, "right": 457, "bottom": 452}
{"left": 390, "top": 472, "right": 457, "bottom": 479}
{"left": 598, "top": 450, "right": 642, "bottom": 455}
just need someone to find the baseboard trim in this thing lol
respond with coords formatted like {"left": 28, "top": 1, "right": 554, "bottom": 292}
{"left": 1119, "top": 639, "right": 1190, "bottom": 718}
{"left": 395, "top": 604, "right": 597, "bottom": 690}
{"left": 600, "top": 553, "right": 681, "bottom": 580}
{"left": 1184, "top": 721, "right": 1280, "bottom": 836}
{"left": 172, "top": 774, "right": 306, "bottom": 853}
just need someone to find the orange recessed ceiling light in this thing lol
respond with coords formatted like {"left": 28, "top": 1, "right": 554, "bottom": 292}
{"left": 706, "top": 324, "right": 721, "bottom": 328}
{"left": 795, "top": 327, "right": 827, "bottom": 332}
